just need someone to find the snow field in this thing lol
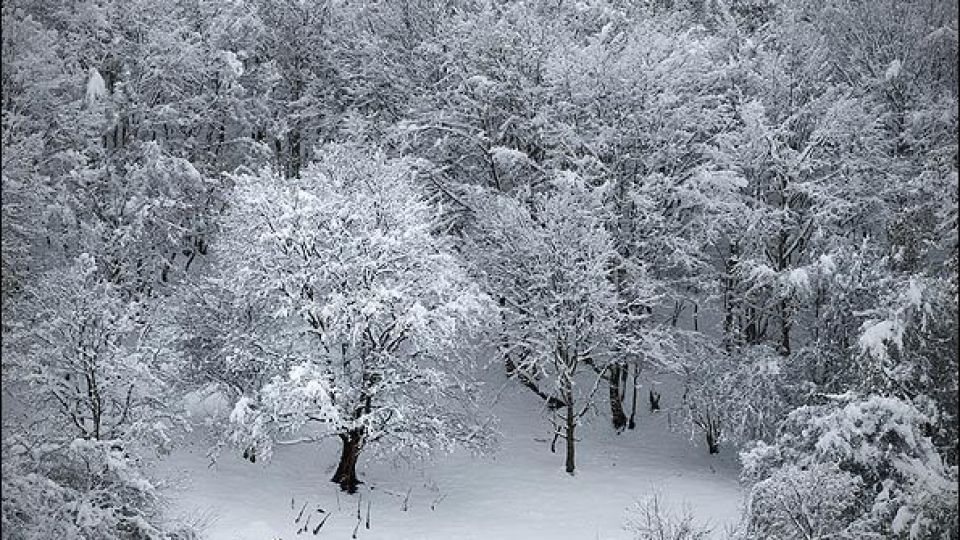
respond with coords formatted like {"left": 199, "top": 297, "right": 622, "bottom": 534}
{"left": 160, "top": 375, "right": 742, "bottom": 539}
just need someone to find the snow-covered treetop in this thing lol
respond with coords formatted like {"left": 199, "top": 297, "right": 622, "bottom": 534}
{"left": 216, "top": 143, "right": 494, "bottom": 461}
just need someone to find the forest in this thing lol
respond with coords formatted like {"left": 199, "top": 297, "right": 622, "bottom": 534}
{"left": 1, "top": 0, "right": 958, "bottom": 538}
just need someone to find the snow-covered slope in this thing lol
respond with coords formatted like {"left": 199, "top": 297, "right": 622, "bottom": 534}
{"left": 159, "top": 374, "right": 742, "bottom": 539}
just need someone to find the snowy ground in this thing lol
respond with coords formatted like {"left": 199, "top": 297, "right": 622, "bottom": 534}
{"left": 158, "top": 375, "right": 743, "bottom": 540}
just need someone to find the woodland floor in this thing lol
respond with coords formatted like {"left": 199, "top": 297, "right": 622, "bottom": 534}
{"left": 158, "top": 371, "right": 743, "bottom": 540}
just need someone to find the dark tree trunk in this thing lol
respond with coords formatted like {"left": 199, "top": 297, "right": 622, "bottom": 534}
{"left": 704, "top": 415, "right": 721, "bottom": 454}
{"left": 706, "top": 430, "right": 720, "bottom": 454}
{"left": 692, "top": 301, "right": 699, "bottom": 332}
{"left": 216, "top": 121, "right": 226, "bottom": 161}
{"left": 564, "top": 397, "right": 576, "bottom": 475}
{"left": 722, "top": 247, "right": 737, "bottom": 337}
{"left": 627, "top": 367, "right": 639, "bottom": 430}
{"left": 331, "top": 430, "right": 363, "bottom": 493}
{"left": 274, "top": 138, "right": 283, "bottom": 173}
{"left": 504, "top": 353, "right": 515, "bottom": 375}
{"left": 779, "top": 299, "right": 792, "bottom": 355}
{"left": 289, "top": 129, "right": 301, "bottom": 178}
{"left": 745, "top": 306, "right": 758, "bottom": 344}
{"left": 608, "top": 364, "right": 627, "bottom": 430}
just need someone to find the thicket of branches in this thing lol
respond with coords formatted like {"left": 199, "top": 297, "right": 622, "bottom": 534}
{"left": 2, "top": 0, "right": 956, "bottom": 537}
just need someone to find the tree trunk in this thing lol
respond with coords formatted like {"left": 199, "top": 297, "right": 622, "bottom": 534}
{"left": 564, "top": 397, "right": 576, "bottom": 475}
{"left": 274, "top": 138, "right": 283, "bottom": 173}
{"left": 704, "top": 415, "right": 721, "bottom": 454}
{"left": 706, "top": 430, "right": 720, "bottom": 454}
{"left": 289, "top": 128, "right": 301, "bottom": 178}
{"left": 331, "top": 430, "right": 363, "bottom": 493}
{"left": 692, "top": 301, "right": 699, "bottom": 332}
{"left": 627, "top": 366, "right": 639, "bottom": 430}
{"left": 779, "top": 298, "right": 792, "bottom": 355}
{"left": 608, "top": 363, "right": 627, "bottom": 430}
{"left": 745, "top": 306, "right": 758, "bottom": 344}
{"left": 649, "top": 390, "right": 661, "bottom": 411}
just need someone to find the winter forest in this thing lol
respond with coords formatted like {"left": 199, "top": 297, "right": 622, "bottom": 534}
{"left": 1, "top": 0, "right": 958, "bottom": 538}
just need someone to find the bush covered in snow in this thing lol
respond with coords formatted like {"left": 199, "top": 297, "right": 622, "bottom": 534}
{"left": 682, "top": 344, "right": 792, "bottom": 454}
{"left": 738, "top": 394, "right": 958, "bottom": 538}
{"left": 625, "top": 493, "right": 712, "bottom": 540}
{"left": 1, "top": 255, "right": 193, "bottom": 539}
{"left": 1, "top": 437, "right": 196, "bottom": 540}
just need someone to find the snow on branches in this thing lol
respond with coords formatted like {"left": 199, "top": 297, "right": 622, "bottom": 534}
{"left": 214, "top": 143, "right": 493, "bottom": 490}
{"left": 740, "top": 394, "right": 958, "bottom": 538}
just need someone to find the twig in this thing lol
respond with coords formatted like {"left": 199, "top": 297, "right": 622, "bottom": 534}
{"left": 312, "top": 512, "right": 332, "bottom": 535}
{"left": 295, "top": 501, "right": 308, "bottom": 523}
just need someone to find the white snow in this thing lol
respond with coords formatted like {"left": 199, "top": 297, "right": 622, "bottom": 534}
{"left": 748, "top": 264, "right": 776, "bottom": 284}
{"left": 785, "top": 268, "right": 811, "bottom": 296}
{"left": 885, "top": 59, "right": 902, "bottom": 81}
{"left": 159, "top": 374, "right": 743, "bottom": 539}
{"left": 818, "top": 253, "right": 836, "bottom": 276}
{"left": 220, "top": 51, "right": 244, "bottom": 77}
{"left": 228, "top": 396, "right": 253, "bottom": 425}
{"left": 859, "top": 319, "right": 899, "bottom": 360}
{"left": 489, "top": 146, "right": 530, "bottom": 170}
{"left": 903, "top": 279, "right": 924, "bottom": 309}
{"left": 85, "top": 67, "right": 107, "bottom": 106}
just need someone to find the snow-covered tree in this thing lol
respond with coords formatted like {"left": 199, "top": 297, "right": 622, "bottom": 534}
{"left": 213, "top": 143, "right": 493, "bottom": 492}
{"left": 739, "top": 394, "right": 958, "bottom": 538}
{"left": 534, "top": 9, "right": 745, "bottom": 430}
{"left": 393, "top": 0, "right": 555, "bottom": 195}
{"left": 1, "top": 253, "right": 190, "bottom": 538}
{"left": 2, "top": 253, "right": 179, "bottom": 446}
{"left": 1, "top": 435, "right": 198, "bottom": 540}
{"left": 681, "top": 343, "right": 789, "bottom": 454}
{"left": 465, "top": 173, "right": 667, "bottom": 473}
